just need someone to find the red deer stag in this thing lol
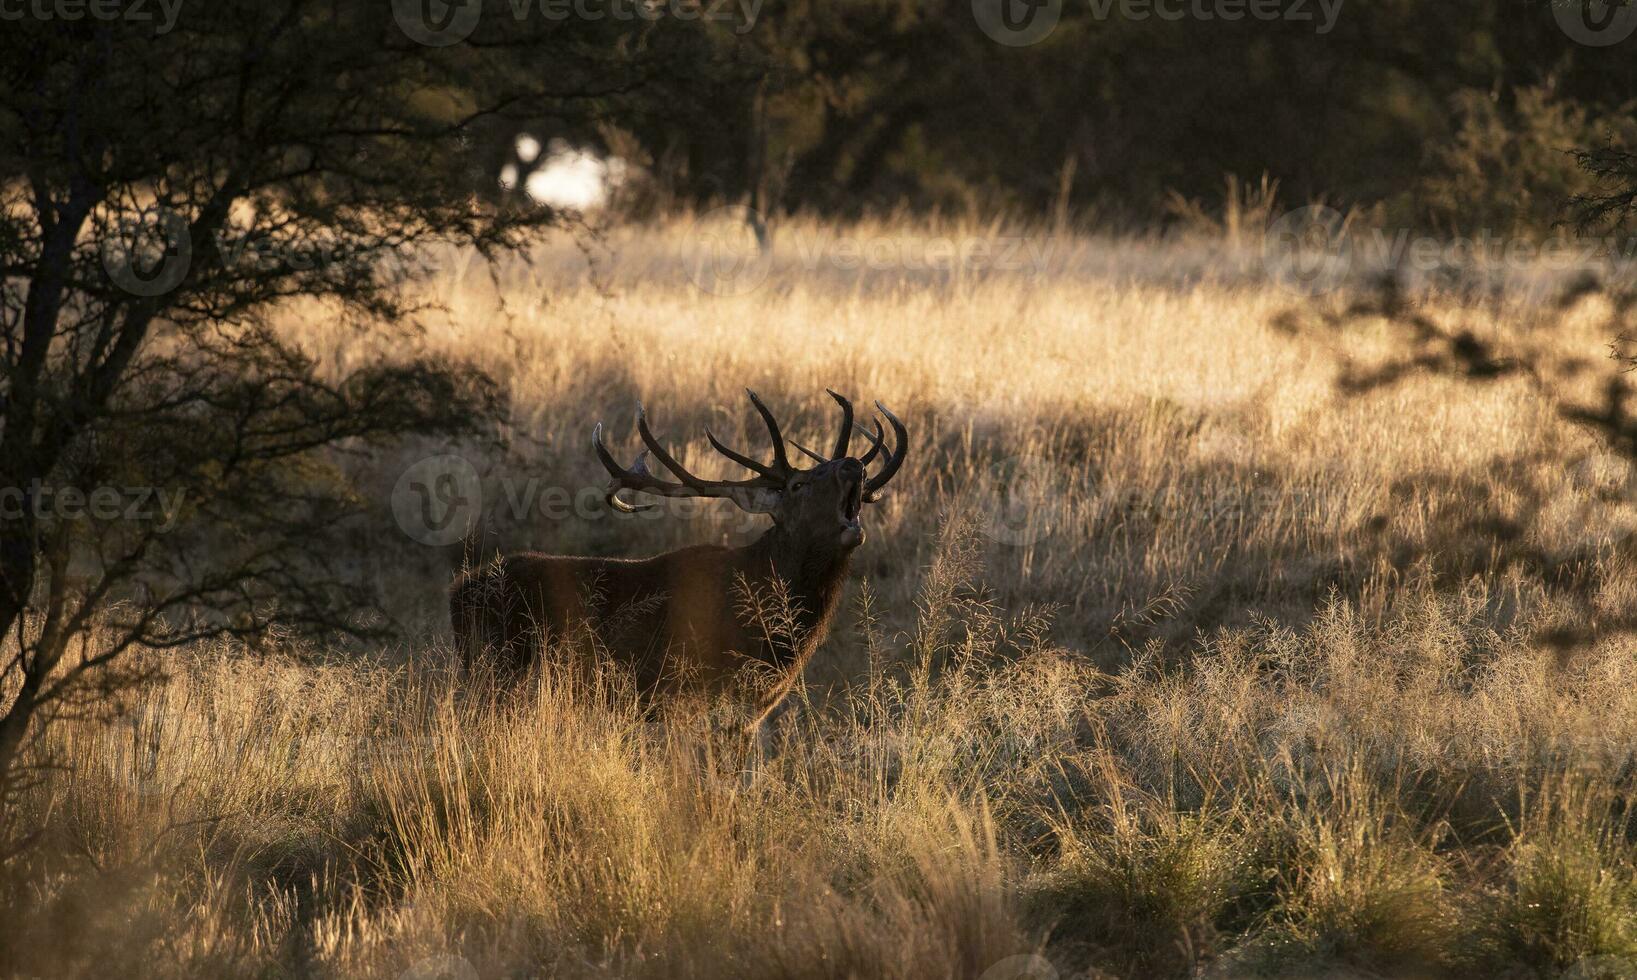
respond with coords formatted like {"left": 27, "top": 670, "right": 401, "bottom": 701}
{"left": 449, "top": 390, "right": 908, "bottom": 730}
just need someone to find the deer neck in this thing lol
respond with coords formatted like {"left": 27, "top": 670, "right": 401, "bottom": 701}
{"left": 743, "top": 524, "right": 853, "bottom": 655}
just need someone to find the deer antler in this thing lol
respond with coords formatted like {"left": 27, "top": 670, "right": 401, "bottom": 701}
{"left": 862, "top": 401, "right": 908, "bottom": 501}
{"left": 592, "top": 406, "right": 784, "bottom": 514}
{"left": 793, "top": 390, "right": 858, "bottom": 465}
{"left": 785, "top": 391, "right": 907, "bottom": 502}
{"left": 855, "top": 418, "right": 886, "bottom": 465}
{"left": 826, "top": 389, "right": 853, "bottom": 459}
{"left": 745, "top": 389, "right": 793, "bottom": 473}
{"left": 593, "top": 391, "right": 908, "bottom": 512}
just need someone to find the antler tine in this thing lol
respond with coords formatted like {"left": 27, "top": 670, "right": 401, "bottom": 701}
{"left": 862, "top": 401, "right": 909, "bottom": 499}
{"left": 636, "top": 405, "right": 715, "bottom": 490}
{"left": 826, "top": 389, "right": 854, "bottom": 460}
{"left": 854, "top": 418, "right": 886, "bottom": 465}
{"left": 744, "top": 388, "right": 793, "bottom": 473}
{"left": 790, "top": 440, "right": 828, "bottom": 465}
{"left": 705, "top": 427, "right": 781, "bottom": 479}
{"left": 593, "top": 423, "right": 668, "bottom": 512}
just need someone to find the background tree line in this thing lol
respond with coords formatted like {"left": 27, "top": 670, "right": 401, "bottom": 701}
{"left": 587, "top": 0, "right": 1637, "bottom": 234}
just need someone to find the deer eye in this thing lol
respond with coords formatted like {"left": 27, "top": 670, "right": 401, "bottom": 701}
{"left": 791, "top": 481, "right": 809, "bottom": 494}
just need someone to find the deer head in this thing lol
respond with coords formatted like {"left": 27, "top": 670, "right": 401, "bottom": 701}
{"left": 591, "top": 389, "right": 908, "bottom": 554}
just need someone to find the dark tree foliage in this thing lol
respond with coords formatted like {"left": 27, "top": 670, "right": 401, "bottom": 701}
{"left": 0, "top": 0, "right": 740, "bottom": 844}
{"left": 1571, "top": 145, "right": 1637, "bottom": 232}
{"left": 640, "top": 0, "right": 1637, "bottom": 226}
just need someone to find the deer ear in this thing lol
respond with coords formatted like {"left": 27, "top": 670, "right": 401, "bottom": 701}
{"left": 730, "top": 486, "right": 782, "bottom": 514}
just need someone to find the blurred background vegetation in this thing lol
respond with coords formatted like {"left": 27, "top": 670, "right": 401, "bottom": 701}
{"left": 501, "top": 0, "right": 1637, "bottom": 234}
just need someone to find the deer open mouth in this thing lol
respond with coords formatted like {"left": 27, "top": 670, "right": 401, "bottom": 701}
{"left": 837, "top": 474, "right": 865, "bottom": 547}
{"left": 842, "top": 477, "right": 863, "bottom": 522}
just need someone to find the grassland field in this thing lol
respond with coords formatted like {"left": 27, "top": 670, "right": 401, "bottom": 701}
{"left": 9, "top": 213, "right": 1637, "bottom": 979}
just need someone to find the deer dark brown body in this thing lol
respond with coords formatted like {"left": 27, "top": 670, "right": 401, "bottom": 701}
{"left": 449, "top": 391, "right": 907, "bottom": 729}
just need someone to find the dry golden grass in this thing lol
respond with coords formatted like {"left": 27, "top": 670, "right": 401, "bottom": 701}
{"left": 9, "top": 214, "right": 1637, "bottom": 978}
